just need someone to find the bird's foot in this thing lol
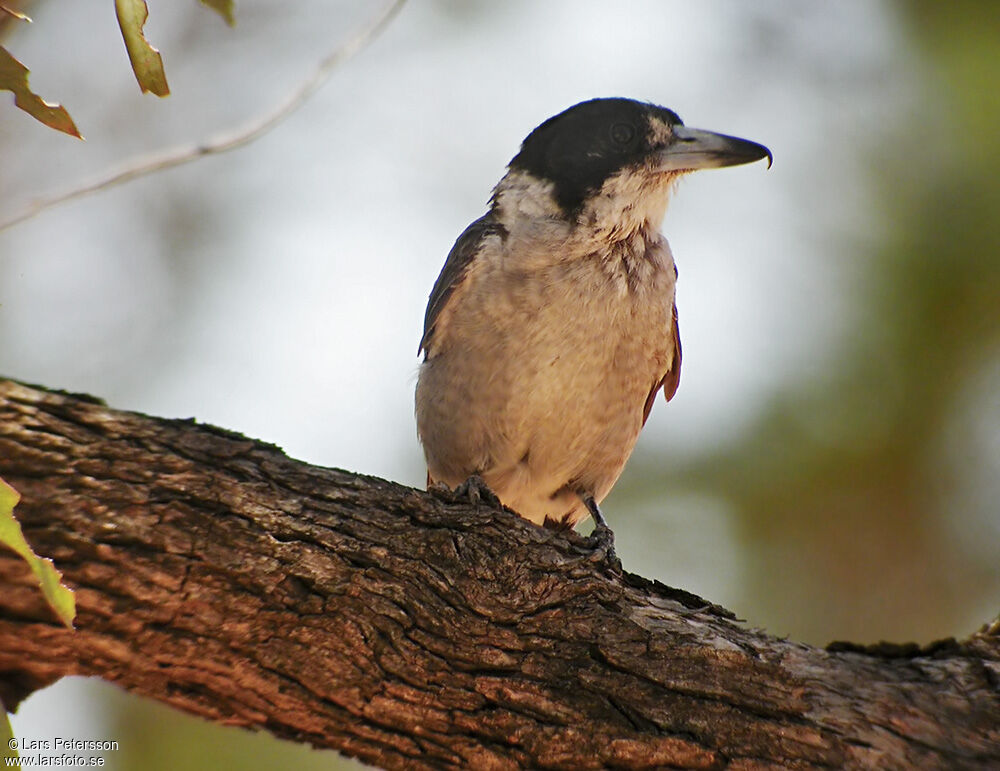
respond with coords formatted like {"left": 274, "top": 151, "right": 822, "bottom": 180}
{"left": 585, "top": 523, "right": 621, "bottom": 571}
{"left": 583, "top": 495, "right": 609, "bottom": 529}
{"left": 587, "top": 521, "right": 614, "bottom": 550}
{"left": 582, "top": 496, "right": 621, "bottom": 570}
{"left": 447, "top": 474, "right": 503, "bottom": 508}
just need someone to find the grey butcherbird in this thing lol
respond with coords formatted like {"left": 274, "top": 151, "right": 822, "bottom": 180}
{"left": 415, "top": 98, "right": 770, "bottom": 540}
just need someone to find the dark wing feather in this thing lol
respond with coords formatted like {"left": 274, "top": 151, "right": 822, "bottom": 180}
{"left": 642, "top": 302, "right": 682, "bottom": 425}
{"left": 419, "top": 214, "right": 506, "bottom": 356}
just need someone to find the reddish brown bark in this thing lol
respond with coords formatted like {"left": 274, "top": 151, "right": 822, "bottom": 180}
{"left": 0, "top": 378, "right": 997, "bottom": 770}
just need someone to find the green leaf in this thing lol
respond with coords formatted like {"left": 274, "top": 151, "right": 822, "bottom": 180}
{"left": 2, "top": 712, "right": 16, "bottom": 761}
{"left": 114, "top": 0, "right": 169, "bottom": 96}
{"left": 0, "top": 46, "right": 81, "bottom": 137}
{"left": 0, "top": 478, "right": 76, "bottom": 628}
{"left": 198, "top": 0, "right": 235, "bottom": 27}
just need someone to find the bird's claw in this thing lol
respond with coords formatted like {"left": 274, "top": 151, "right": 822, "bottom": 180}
{"left": 449, "top": 474, "right": 503, "bottom": 508}
{"left": 580, "top": 495, "right": 620, "bottom": 568}
{"left": 585, "top": 523, "right": 621, "bottom": 570}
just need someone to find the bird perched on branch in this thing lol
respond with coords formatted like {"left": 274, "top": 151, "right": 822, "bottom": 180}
{"left": 416, "top": 97, "right": 770, "bottom": 536}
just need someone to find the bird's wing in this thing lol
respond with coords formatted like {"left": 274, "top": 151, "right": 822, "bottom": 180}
{"left": 642, "top": 302, "right": 682, "bottom": 425}
{"left": 419, "top": 214, "right": 506, "bottom": 356}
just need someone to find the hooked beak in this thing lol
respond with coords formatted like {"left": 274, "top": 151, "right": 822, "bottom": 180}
{"left": 658, "top": 126, "right": 772, "bottom": 172}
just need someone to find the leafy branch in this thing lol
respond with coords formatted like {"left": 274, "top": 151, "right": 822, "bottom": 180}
{"left": 0, "top": 0, "right": 406, "bottom": 232}
{"left": 1, "top": 0, "right": 227, "bottom": 134}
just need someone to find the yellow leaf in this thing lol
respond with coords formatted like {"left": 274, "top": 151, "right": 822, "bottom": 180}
{"left": 0, "top": 46, "right": 80, "bottom": 137}
{"left": 114, "top": 0, "right": 169, "bottom": 97}
{"left": 0, "top": 4, "right": 32, "bottom": 22}
{"left": 0, "top": 477, "right": 76, "bottom": 629}
{"left": 198, "top": 0, "right": 235, "bottom": 27}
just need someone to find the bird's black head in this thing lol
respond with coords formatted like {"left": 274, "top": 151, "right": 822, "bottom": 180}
{"left": 507, "top": 98, "right": 770, "bottom": 218}
{"left": 509, "top": 98, "right": 678, "bottom": 216}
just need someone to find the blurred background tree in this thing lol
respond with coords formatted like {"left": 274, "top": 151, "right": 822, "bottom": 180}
{"left": 619, "top": 0, "right": 1000, "bottom": 645}
{"left": 2, "top": 1, "right": 996, "bottom": 769}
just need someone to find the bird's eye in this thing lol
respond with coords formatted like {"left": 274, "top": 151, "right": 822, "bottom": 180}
{"left": 610, "top": 122, "right": 636, "bottom": 146}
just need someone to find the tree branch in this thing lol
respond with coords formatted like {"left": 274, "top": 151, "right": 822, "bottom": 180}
{"left": 0, "top": 0, "right": 407, "bottom": 233}
{"left": 0, "top": 378, "right": 997, "bottom": 770}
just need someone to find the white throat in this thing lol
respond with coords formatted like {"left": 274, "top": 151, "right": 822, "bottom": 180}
{"left": 579, "top": 167, "right": 678, "bottom": 241}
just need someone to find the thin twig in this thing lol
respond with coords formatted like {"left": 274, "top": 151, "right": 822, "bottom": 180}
{"left": 0, "top": 0, "right": 407, "bottom": 233}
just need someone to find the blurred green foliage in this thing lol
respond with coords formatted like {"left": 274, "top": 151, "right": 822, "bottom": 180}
{"left": 624, "top": 0, "right": 1000, "bottom": 645}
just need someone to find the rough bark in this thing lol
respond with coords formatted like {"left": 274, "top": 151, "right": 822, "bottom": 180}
{"left": 0, "top": 378, "right": 997, "bottom": 770}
